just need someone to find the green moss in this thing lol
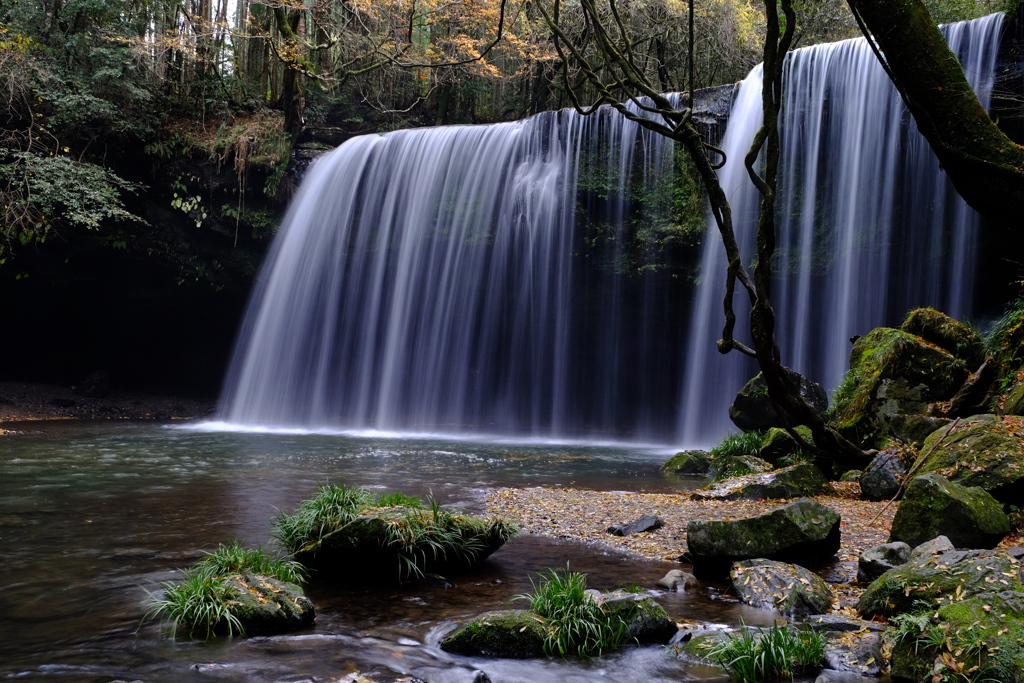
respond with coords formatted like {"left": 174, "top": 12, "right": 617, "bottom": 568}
{"left": 441, "top": 610, "right": 547, "bottom": 658}
{"left": 901, "top": 307, "right": 985, "bottom": 368}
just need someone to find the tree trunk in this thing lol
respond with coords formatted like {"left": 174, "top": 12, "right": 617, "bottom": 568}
{"left": 848, "top": 0, "right": 1024, "bottom": 228}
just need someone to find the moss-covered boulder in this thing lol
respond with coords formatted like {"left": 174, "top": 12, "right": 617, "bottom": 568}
{"left": 440, "top": 610, "right": 546, "bottom": 658}
{"left": 730, "top": 559, "right": 835, "bottom": 617}
{"left": 758, "top": 426, "right": 812, "bottom": 463}
{"left": 888, "top": 592, "right": 1024, "bottom": 683}
{"left": 222, "top": 572, "right": 315, "bottom": 635}
{"left": 830, "top": 327, "right": 969, "bottom": 447}
{"left": 901, "top": 307, "right": 985, "bottom": 369}
{"left": 888, "top": 473, "right": 1009, "bottom": 549}
{"left": 705, "top": 454, "right": 773, "bottom": 481}
{"left": 857, "top": 548, "right": 1022, "bottom": 619}
{"left": 661, "top": 450, "right": 713, "bottom": 475}
{"left": 1003, "top": 381, "right": 1024, "bottom": 416}
{"left": 691, "top": 463, "right": 831, "bottom": 501}
{"left": 887, "top": 413, "right": 952, "bottom": 448}
{"left": 728, "top": 368, "right": 828, "bottom": 432}
{"left": 600, "top": 593, "right": 678, "bottom": 643}
{"left": 916, "top": 414, "right": 1024, "bottom": 506}
{"left": 686, "top": 498, "right": 840, "bottom": 575}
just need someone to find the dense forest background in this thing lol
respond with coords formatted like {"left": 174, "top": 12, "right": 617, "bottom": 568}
{"left": 0, "top": 0, "right": 1018, "bottom": 396}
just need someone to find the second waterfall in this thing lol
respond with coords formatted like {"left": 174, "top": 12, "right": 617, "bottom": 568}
{"left": 217, "top": 14, "right": 1004, "bottom": 445}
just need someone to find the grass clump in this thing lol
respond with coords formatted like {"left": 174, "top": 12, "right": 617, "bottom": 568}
{"left": 146, "top": 541, "right": 302, "bottom": 639}
{"left": 274, "top": 482, "right": 519, "bottom": 581}
{"left": 514, "top": 567, "right": 633, "bottom": 658}
{"left": 705, "top": 622, "right": 825, "bottom": 683}
{"left": 710, "top": 430, "right": 768, "bottom": 458}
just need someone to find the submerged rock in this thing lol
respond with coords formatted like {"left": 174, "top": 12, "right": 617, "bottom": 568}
{"left": 729, "top": 369, "right": 828, "bottom": 432}
{"left": 686, "top": 498, "right": 841, "bottom": 575}
{"left": 916, "top": 414, "right": 1024, "bottom": 505}
{"left": 730, "top": 559, "right": 835, "bottom": 617}
{"left": 691, "top": 463, "right": 830, "bottom": 501}
{"left": 888, "top": 473, "right": 1009, "bottom": 549}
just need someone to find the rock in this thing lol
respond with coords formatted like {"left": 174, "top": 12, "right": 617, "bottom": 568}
{"left": 758, "top": 426, "right": 812, "bottom": 463}
{"left": 888, "top": 591, "right": 1024, "bottom": 683}
{"left": 599, "top": 593, "right": 678, "bottom": 643}
{"left": 839, "top": 470, "right": 862, "bottom": 482}
{"left": 729, "top": 368, "right": 829, "bottom": 432}
{"left": 605, "top": 514, "right": 664, "bottom": 537}
{"left": 805, "top": 614, "right": 886, "bottom": 633}
{"left": 1004, "top": 381, "right": 1024, "bottom": 416}
{"left": 857, "top": 548, "right": 1022, "bottom": 619}
{"left": 900, "top": 307, "right": 985, "bottom": 369}
{"left": 888, "top": 473, "right": 1009, "bottom": 549}
{"left": 730, "top": 559, "right": 836, "bottom": 617}
{"left": 222, "top": 572, "right": 315, "bottom": 635}
{"left": 887, "top": 413, "right": 952, "bottom": 448}
{"left": 705, "top": 454, "right": 773, "bottom": 480}
{"left": 440, "top": 610, "right": 546, "bottom": 658}
{"left": 830, "top": 327, "right": 969, "bottom": 447}
{"left": 657, "top": 569, "right": 698, "bottom": 591}
{"left": 916, "top": 414, "right": 1024, "bottom": 505}
{"left": 661, "top": 450, "right": 713, "bottom": 475}
{"left": 857, "top": 542, "right": 911, "bottom": 583}
{"left": 907, "top": 535, "right": 956, "bottom": 562}
{"left": 686, "top": 498, "right": 841, "bottom": 575}
{"left": 823, "top": 630, "right": 884, "bottom": 677}
{"left": 73, "top": 369, "right": 111, "bottom": 398}
{"left": 859, "top": 446, "right": 911, "bottom": 501}
{"left": 691, "top": 463, "right": 831, "bottom": 501}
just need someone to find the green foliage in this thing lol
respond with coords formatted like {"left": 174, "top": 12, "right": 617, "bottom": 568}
{"left": 514, "top": 567, "right": 634, "bottom": 658}
{"left": 711, "top": 430, "right": 769, "bottom": 458}
{"left": 376, "top": 491, "right": 424, "bottom": 507}
{"left": 891, "top": 612, "right": 997, "bottom": 683}
{"left": 200, "top": 539, "right": 306, "bottom": 585}
{"left": 705, "top": 623, "right": 826, "bottom": 683}
{"left": 273, "top": 482, "right": 376, "bottom": 555}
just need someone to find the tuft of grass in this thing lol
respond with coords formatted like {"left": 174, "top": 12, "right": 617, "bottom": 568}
{"left": 145, "top": 540, "right": 305, "bottom": 639}
{"left": 710, "top": 430, "right": 768, "bottom": 458}
{"left": 705, "top": 622, "right": 825, "bottom": 683}
{"left": 274, "top": 484, "right": 519, "bottom": 581}
{"left": 514, "top": 566, "right": 633, "bottom": 658}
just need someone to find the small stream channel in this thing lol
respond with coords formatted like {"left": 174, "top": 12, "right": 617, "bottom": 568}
{"left": 0, "top": 421, "right": 869, "bottom": 682}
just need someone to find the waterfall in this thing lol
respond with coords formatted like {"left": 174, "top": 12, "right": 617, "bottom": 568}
{"left": 678, "top": 13, "right": 1004, "bottom": 444}
{"left": 218, "top": 15, "right": 1004, "bottom": 444}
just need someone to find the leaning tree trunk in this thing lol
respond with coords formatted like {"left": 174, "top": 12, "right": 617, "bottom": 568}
{"left": 848, "top": 0, "right": 1024, "bottom": 228}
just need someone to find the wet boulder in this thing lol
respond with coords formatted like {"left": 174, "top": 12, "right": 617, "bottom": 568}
{"left": 686, "top": 498, "right": 841, "bottom": 575}
{"left": 661, "top": 450, "right": 713, "bottom": 475}
{"left": 830, "top": 327, "right": 968, "bottom": 447}
{"left": 730, "top": 559, "right": 835, "bottom": 617}
{"left": 729, "top": 369, "right": 828, "bottom": 432}
{"left": 222, "top": 572, "right": 315, "bottom": 635}
{"left": 657, "top": 569, "right": 698, "bottom": 591}
{"left": 901, "top": 307, "right": 985, "bottom": 370}
{"left": 440, "top": 610, "right": 546, "bottom": 658}
{"left": 691, "top": 463, "right": 831, "bottom": 501}
{"left": 600, "top": 592, "right": 677, "bottom": 643}
{"left": 859, "top": 446, "right": 912, "bottom": 501}
{"left": 857, "top": 548, "right": 1022, "bottom": 619}
{"left": 889, "top": 473, "right": 1009, "bottom": 549}
{"left": 916, "top": 414, "right": 1024, "bottom": 505}
{"left": 857, "top": 541, "right": 911, "bottom": 583}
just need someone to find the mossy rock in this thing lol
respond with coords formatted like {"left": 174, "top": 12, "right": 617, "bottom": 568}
{"left": 887, "top": 413, "right": 952, "bottom": 448}
{"left": 758, "top": 426, "right": 812, "bottom": 463}
{"left": 916, "top": 414, "right": 1024, "bottom": 506}
{"left": 831, "top": 327, "right": 969, "bottom": 448}
{"left": 901, "top": 307, "right": 985, "bottom": 369}
{"left": 728, "top": 368, "right": 828, "bottom": 432}
{"left": 691, "top": 463, "right": 831, "bottom": 501}
{"left": 730, "top": 559, "right": 835, "bottom": 617}
{"left": 705, "top": 454, "right": 773, "bottom": 481}
{"left": 661, "top": 450, "right": 713, "bottom": 475}
{"left": 859, "top": 445, "right": 916, "bottom": 502}
{"left": 223, "top": 572, "right": 315, "bottom": 635}
{"left": 600, "top": 593, "right": 678, "bottom": 643}
{"left": 1003, "top": 381, "right": 1024, "bottom": 416}
{"left": 686, "top": 498, "right": 841, "bottom": 575}
{"left": 857, "top": 548, "right": 1022, "bottom": 619}
{"left": 888, "top": 473, "right": 1009, "bottom": 549}
{"left": 889, "top": 592, "right": 1024, "bottom": 683}
{"left": 440, "top": 609, "right": 546, "bottom": 658}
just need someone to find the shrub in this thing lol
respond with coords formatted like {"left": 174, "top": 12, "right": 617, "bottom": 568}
{"left": 514, "top": 567, "right": 634, "bottom": 658}
{"left": 710, "top": 430, "right": 769, "bottom": 458}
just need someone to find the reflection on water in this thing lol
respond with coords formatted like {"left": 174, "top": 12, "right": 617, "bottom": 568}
{"left": 0, "top": 421, "right": 815, "bottom": 682}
